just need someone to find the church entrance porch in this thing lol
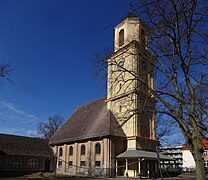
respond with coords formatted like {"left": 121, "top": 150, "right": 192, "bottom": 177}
{"left": 116, "top": 149, "right": 173, "bottom": 178}
{"left": 116, "top": 158, "right": 157, "bottom": 178}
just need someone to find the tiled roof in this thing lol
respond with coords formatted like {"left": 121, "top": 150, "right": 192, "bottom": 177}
{"left": 50, "top": 97, "right": 126, "bottom": 145}
{"left": 0, "top": 133, "right": 54, "bottom": 157}
{"left": 183, "top": 137, "right": 208, "bottom": 150}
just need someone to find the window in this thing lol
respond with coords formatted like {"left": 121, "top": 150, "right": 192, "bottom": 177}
{"left": 117, "top": 60, "right": 124, "bottom": 70}
{"left": 140, "top": 29, "right": 145, "bottom": 45}
{"left": 119, "top": 105, "right": 122, "bottom": 112}
{"left": 27, "top": 159, "right": 38, "bottom": 168}
{"left": 80, "top": 161, "right": 85, "bottom": 167}
{"left": 204, "top": 160, "right": 208, "bottom": 167}
{"left": 59, "top": 147, "right": 63, "bottom": 157}
{"left": 69, "top": 146, "right": 73, "bottom": 156}
{"left": 0, "top": 159, "right": 3, "bottom": 169}
{"left": 69, "top": 161, "right": 73, "bottom": 167}
{"left": 204, "top": 150, "right": 208, "bottom": 157}
{"left": 119, "top": 29, "right": 124, "bottom": 46}
{"left": 142, "top": 61, "right": 147, "bottom": 71}
{"left": 95, "top": 143, "right": 101, "bottom": 155}
{"left": 81, "top": 145, "right": 85, "bottom": 155}
{"left": 95, "top": 161, "right": 101, "bottom": 167}
{"left": 10, "top": 159, "right": 21, "bottom": 168}
{"left": 58, "top": 161, "right": 62, "bottom": 167}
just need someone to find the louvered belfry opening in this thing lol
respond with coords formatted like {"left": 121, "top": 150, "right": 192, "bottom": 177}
{"left": 119, "top": 29, "right": 124, "bottom": 46}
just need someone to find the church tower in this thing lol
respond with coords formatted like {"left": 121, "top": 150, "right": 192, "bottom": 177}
{"left": 106, "top": 12, "right": 158, "bottom": 151}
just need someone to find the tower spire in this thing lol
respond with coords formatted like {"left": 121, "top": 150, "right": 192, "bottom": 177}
{"left": 129, "top": 3, "right": 133, "bottom": 12}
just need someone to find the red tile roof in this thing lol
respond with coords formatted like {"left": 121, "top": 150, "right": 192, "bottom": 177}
{"left": 183, "top": 137, "right": 208, "bottom": 150}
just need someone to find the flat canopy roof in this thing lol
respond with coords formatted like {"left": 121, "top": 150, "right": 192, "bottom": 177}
{"left": 116, "top": 149, "right": 174, "bottom": 161}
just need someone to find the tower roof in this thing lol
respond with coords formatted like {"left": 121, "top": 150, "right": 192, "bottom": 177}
{"left": 125, "top": 11, "right": 138, "bottom": 19}
{"left": 115, "top": 11, "right": 139, "bottom": 29}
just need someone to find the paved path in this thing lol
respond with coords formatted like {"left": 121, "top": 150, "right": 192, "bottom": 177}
{"left": 0, "top": 173, "right": 196, "bottom": 180}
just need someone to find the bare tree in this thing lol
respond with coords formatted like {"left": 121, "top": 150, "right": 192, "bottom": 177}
{"left": 137, "top": 0, "right": 208, "bottom": 179}
{"left": 156, "top": 113, "right": 177, "bottom": 145}
{"left": 0, "top": 63, "right": 11, "bottom": 83}
{"left": 37, "top": 115, "right": 64, "bottom": 139}
{"left": 94, "top": 0, "right": 208, "bottom": 179}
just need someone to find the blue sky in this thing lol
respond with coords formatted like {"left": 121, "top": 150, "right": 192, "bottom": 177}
{"left": 0, "top": 0, "right": 133, "bottom": 136}
{"left": 0, "top": 0, "right": 184, "bottom": 145}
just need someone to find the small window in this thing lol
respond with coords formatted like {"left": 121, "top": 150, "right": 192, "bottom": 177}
{"left": 117, "top": 60, "right": 124, "bottom": 70}
{"left": 10, "top": 159, "right": 21, "bottom": 168}
{"left": 58, "top": 161, "right": 62, "bottom": 167}
{"left": 119, "top": 29, "right": 124, "bottom": 46}
{"left": 69, "top": 146, "right": 73, "bottom": 156}
{"left": 0, "top": 159, "right": 3, "bottom": 169}
{"left": 119, "top": 105, "right": 122, "bottom": 112}
{"left": 81, "top": 145, "right": 85, "bottom": 155}
{"left": 80, "top": 161, "right": 85, "bottom": 167}
{"left": 142, "top": 61, "right": 147, "bottom": 71}
{"left": 59, "top": 147, "right": 63, "bottom": 157}
{"left": 27, "top": 159, "right": 38, "bottom": 168}
{"left": 95, "top": 143, "right": 101, "bottom": 155}
{"left": 95, "top": 161, "right": 101, "bottom": 167}
{"left": 69, "top": 161, "right": 73, "bottom": 167}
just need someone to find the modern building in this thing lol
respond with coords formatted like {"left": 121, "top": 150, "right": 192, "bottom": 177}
{"left": 160, "top": 146, "right": 183, "bottom": 168}
{"left": 50, "top": 11, "right": 172, "bottom": 178}
{"left": 160, "top": 138, "right": 208, "bottom": 172}
{"left": 0, "top": 133, "right": 54, "bottom": 177}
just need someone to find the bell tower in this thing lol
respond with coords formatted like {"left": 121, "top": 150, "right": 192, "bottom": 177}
{"left": 107, "top": 12, "right": 158, "bottom": 151}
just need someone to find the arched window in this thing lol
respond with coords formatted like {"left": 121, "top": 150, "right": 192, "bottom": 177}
{"left": 119, "top": 29, "right": 124, "bottom": 47}
{"left": 59, "top": 147, "right": 63, "bottom": 157}
{"left": 119, "top": 105, "right": 122, "bottom": 112}
{"left": 140, "top": 29, "right": 145, "bottom": 45}
{"left": 81, "top": 145, "right": 85, "bottom": 155}
{"left": 10, "top": 159, "right": 21, "bottom": 168}
{"left": 69, "top": 146, "right": 73, "bottom": 156}
{"left": 117, "top": 60, "right": 124, "bottom": 70}
{"left": 95, "top": 143, "right": 101, "bottom": 155}
{"left": 27, "top": 159, "right": 38, "bottom": 168}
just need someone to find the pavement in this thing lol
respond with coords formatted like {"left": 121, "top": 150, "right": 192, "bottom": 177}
{"left": 0, "top": 173, "right": 196, "bottom": 180}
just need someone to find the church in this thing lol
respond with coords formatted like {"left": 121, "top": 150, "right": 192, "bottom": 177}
{"left": 49, "top": 10, "right": 172, "bottom": 178}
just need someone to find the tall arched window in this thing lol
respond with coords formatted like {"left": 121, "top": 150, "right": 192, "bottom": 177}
{"left": 140, "top": 29, "right": 145, "bottom": 45}
{"left": 119, "top": 29, "right": 124, "bottom": 47}
{"left": 95, "top": 143, "right": 101, "bottom": 155}
{"left": 69, "top": 146, "right": 73, "bottom": 156}
{"left": 59, "top": 147, "right": 63, "bottom": 157}
{"left": 81, "top": 145, "right": 85, "bottom": 155}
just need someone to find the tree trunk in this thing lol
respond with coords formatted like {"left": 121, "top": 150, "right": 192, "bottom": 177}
{"left": 194, "top": 147, "right": 205, "bottom": 180}
{"left": 195, "top": 157, "right": 205, "bottom": 180}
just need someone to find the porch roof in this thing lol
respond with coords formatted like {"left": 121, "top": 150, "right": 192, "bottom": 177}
{"left": 116, "top": 149, "right": 174, "bottom": 161}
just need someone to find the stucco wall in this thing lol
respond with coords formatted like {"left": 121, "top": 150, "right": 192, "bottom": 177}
{"left": 182, "top": 150, "right": 195, "bottom": 170}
